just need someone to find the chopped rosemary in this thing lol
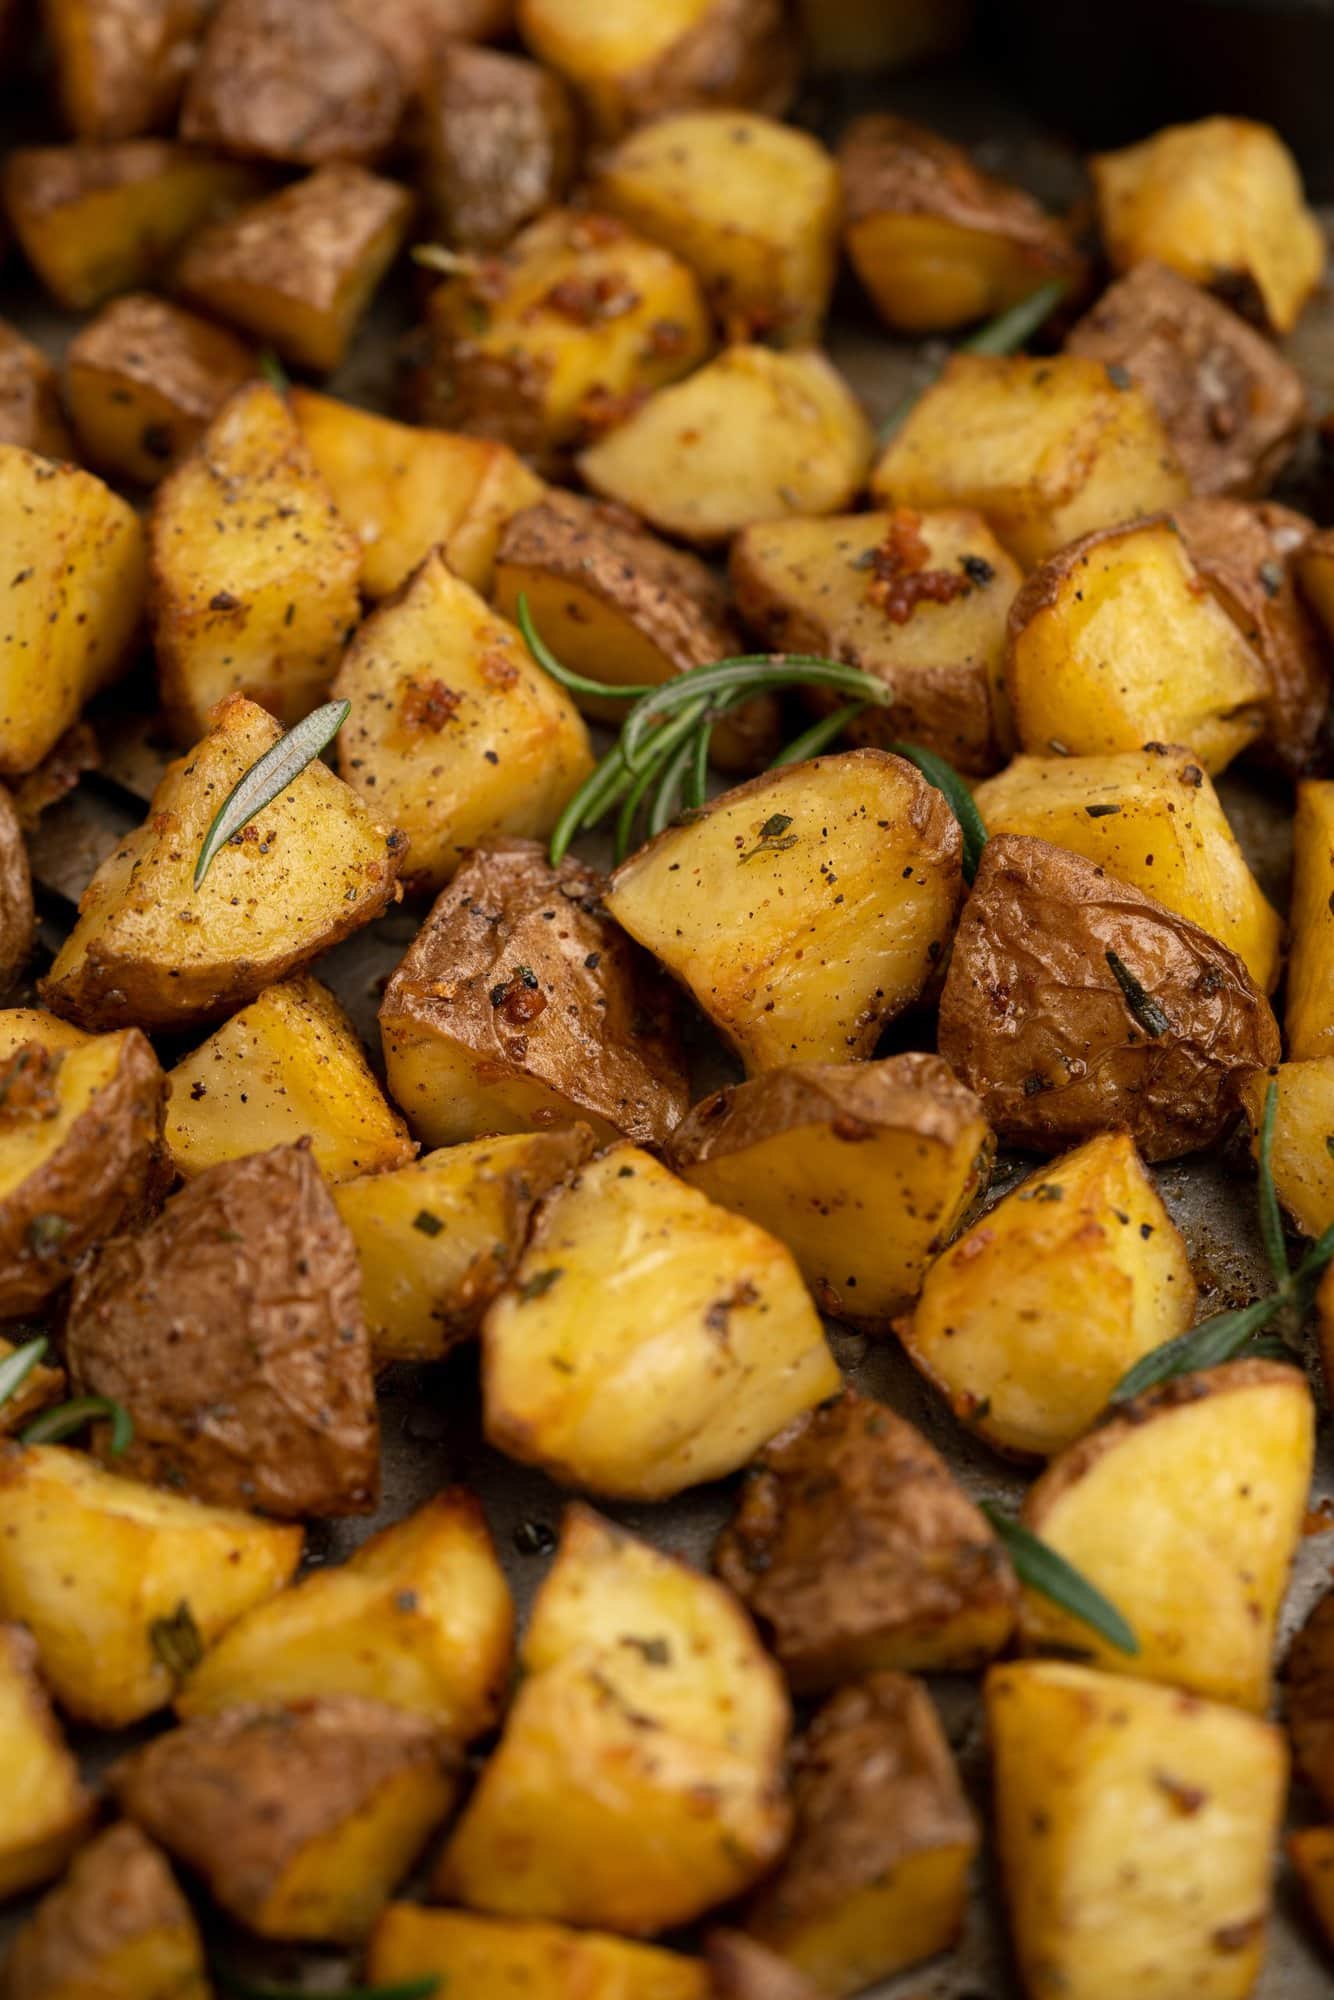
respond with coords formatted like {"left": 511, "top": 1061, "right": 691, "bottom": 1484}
{"left": 195, "top": 700, "right": 351, "bottom": 889}
{"left": 21, "top": 1394, "right": 134, "bottom": 1454}
{"left": 149, "top": 1600, "right": 204, "bottom": 1678}
{"left": 0, "top": 1334, "right": 48, "bottom": 1409}
{"left": 981, "top": 1504, "right": 1140, "bottom": 1655}
{"left": 1104, "top": 949, "right": 1173, "bottom": 1037}
{"left": 877, "top": 276, "right": 1072, "bottom": 443}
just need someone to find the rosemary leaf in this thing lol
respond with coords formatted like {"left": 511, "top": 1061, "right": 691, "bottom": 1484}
{"left": 620, "top": 656, "right": 890, "bottom": 770}
{"left": 258, "top": 348, "right": 289, "bottom": 393}
{"left": 878, "top": 276, "right": 1071, "bottom": 444}
{"left": 772, "top": 703, "right": 867, "bottom": 767}
{"left": 1105, "top": 949, "right": 1173, "bottom": 1038}
{"left": 648, "top": 731, "right": 703, "bottom": 840}
{"left": 1256, "top": 1077, "right": 1291, "bottom": 1290}
{"left": 685, "top": 713, "right": 713, "bottom": 809}
{"left": 887, "top": 740, "right": 988, "bottom": 882}
{"left": 517, "top": 595, "right": 654, "bottom": 703}
{"left": 1110, "top": 1296, "right": 1282, "bottom": 1404}
{"left": 21, "top": 1394, "right": 134, "bottom": 1454}
{"left": 194, "top": 700, "right": 351, "bottom": 889}
{"left": 981, "top": 1504, "right": 1139, "bottom": 1655}
{"left": 0, "top": 1334, "right": 48, "bottom": 1409}
{"left": 149, "top": 1600, "right": 204, "bottom": 1678}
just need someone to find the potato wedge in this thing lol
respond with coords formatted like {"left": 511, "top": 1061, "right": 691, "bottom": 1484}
{"left": 0, "top": 1622, "right": 94, "bottom": 1899}
{"left": 1289, "top": 1828, "right": 1334, "bottom": 1958}
{"left": 369, "top": 1905, "right": 709, "bottom": 2000}
{"left": 869, "top": 353, "right": 1190, "bottom": 568}
{"left": 706, "top": 1934, "right": 830, "bottom": 2000}
{"left": 1285, "top": 1588, "right": 1334, "bottom": 1813}
{"left": 436, "top": 1503, "right": 792, "bottom": 1932}
{"left": 380, "top": 844, "right": 686, "bottom": 1148}
{"left": 332, "top": 560, "right": 593, "bottom": 892}
{"left": 418, "top": 43, "right": 578, "bottom": 252}
{"left": 0, "top": 320, "right": 75, "bottom": 459}
{"left": 113, "top": 1698, "right": 459, "bottom": 1943}
{"left": 1288, "top": 783, "right": 1334, "bottom": 1059}
{"left": 604, "top": 750, "right": 963, "bottom": 1073}
{"left": 41, "top": 695, "right": 403, "bottom": 1032}
{"left": 42, "top": 0, "right": 213, "bottom": 141}
{"left": 714, "top": 1391, "right": 1017, "bottom": 1690}
{"left": 897, "top": 1132, "right": 1196, "bottom": 1459}
{"left": 668, "top": 1052, "right": 992, "bottom": 1323}
{"left": 1239, "top": 1059, "right": 1334, "bottom": 1239}
{"left": 988, "top": 1660, "right": 1286, "bottom": 2000}
{"left": 0, "top": 1336, "right": 65, "bottom": 1437}
{"left": 483, "top": 1144, "right": 836, "bottom": 1499}
{"left": 164, "top": 975, "right": 414, "bottom": 1184}
{"left": 1092, "top": 115, "right": 1324, "bottom": 333}
{"left": 0, "top": 1442, "right": 302, "bottom": 1725}
{"left": 578, "top": 345, "right": 873, "bottom": 546}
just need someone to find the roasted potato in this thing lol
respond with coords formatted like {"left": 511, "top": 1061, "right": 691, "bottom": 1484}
{"left": 41, "top": 0, "right": 213, "bottom": 141}
{"left": 1289, "top": 1828, "right": 1334, "bottom": 1959}
{"left": 1, "top": 1821, "right": 208, "bottom": 2000}
{"left": 0, "top": 1336, "right": 65, "bottom": 1438}
{"left": 744, "top": 1673, "right": 976, "bottom": 1994}
{"left": 436, "top": 1504, "right": 792, "bottom": 1932}
{"left": 0, "top": 1442, "right": 302, "bottom": 1725}
{"left": 113, "top": 1698, "right": 459, "bottom": 1943}
{"left": 973, "top": 743, "right": 1282, "bottom": 992}
{"left": 1239, "top": 1059, "right": 1334, "bottom": 1239}
{"left": 418, "top": 43, "right": 578, "bottom": 252}
{"left": 578, "top": 345, "right": 874, "bottom": 546}
{"left": 369, "top": 1905, "right": 709, "bottom": 2000}
{"left": 0, "top": 321, "right": 74, "bottom": 459}
{"left": 1004, "top": 516, "right": 1269, "bottom": 772}
{"left": 290, "top": 387, "right": 543, "bottom": 601}
{"left": 938, "top": 834, "right": 1280, "bottom": 1159}
{"left": 334, "top": 1128, "right": 594, "bottom": 1361}
{"left": 176, "top": 165, "right": 413, "bottom": 374}
{"left": 63, "top": 292, "right": 255, "bottom": 486}
{"left": 413, "top": 208, "right": 711, "bottom": 468}
{"left": 1066, "top": 261, "right": 1307, "bottom": 497}
{"left": 897, "top": 1132, "right": 1196, "bottom": 1459}
{"left": 341, "top": 0, "right": 519, "bottom": 93}
{"left": 706, "top": 1934, "right": 830, "bottom": 2000}
{"left": 66, "top": 1141, "right": 379, "bottom": 1519}
{"left": 1299, "top": 522, "right": 1334, "bottom": 648}
{"left": 0, "top": 1622, "right": 93, "bottom": 1900}
{"left": 1286, "top": 781, "right": 1334, "bottom": 1059}
{"left": 870, "top": 353, "right": 1190, "bottom": 568}
{"left": 1092, "top": 115, "right": 1324, "bottom": 334}
{"left": 0, "top": 786, "right": 33, "bottom": 994}
{"left": 714, "top": 1390, "right": 1017, "bottom": 1690}
{"left": 0, "top": 446, "right": 146, "bottom": 777}
{"left": 332, "top": 560, "right": 593, "bottom": 892}
{"left": 668, "top": 1052, "right": 992, "bottom": 1323}
{"left": 41, "top": 695, "right": 404, "bottom": 1032}
{"left": 164, "top": 975, "right": 414, "bottom": 1184}
{"left": 1285, "top": 1588, "right": 1334, "bottom": 1813}
{"left": 482, "top": 1143, "right": 838, "bottom": 1499}
{"left": 988, "top": 1660, "right": 1287, "bottom": 2000}
{"left": 839, "top": 113, "right": 1081, "bottom": 334}
{"left": 729, "top": 507, "right": 1024, "bottom": 773}
{"left": 604, "top": 750, "right": 963, "bottom": 1072}
{"left": 592, "top": 110, "right": 840, "bottom": 343}
{"left": 380, "top": 843, "right": 686, "bottom": 1148}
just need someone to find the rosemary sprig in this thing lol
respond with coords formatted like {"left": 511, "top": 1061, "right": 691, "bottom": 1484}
{"left": 981, "top": 1504, "right": 1139, "bottom": 1655}
{"left": 258, "top": 348, "right": 289, "bottom": 393}
{"left": 195, "top": 700, "right": 351, "bottom": 889}
{"left": 887, "top": 740, "right": 988, "bottom": 882}
{"left": 21, "top": 1394, "right": 133, "bottom": 1454}
{"left": 878, "top": 275, "right": 1072, "bottom": 444}
{"left": 0, "top": 1333, "right": 48, "bottom": 1409}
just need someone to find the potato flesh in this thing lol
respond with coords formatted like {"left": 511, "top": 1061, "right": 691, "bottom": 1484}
{"left": 988, "top": 1660, "right": 1286, "bottom": 2000}
{"left": 0, "top": 320, "right": 76, "bottom": 458}
{"left": 0, "top": 1623, "right": 92, "bottom": 1899}
{"left": 849, "top": 210, "right": 1063, "bottom": 333}
{"left": 1285, "top": 782, "right": 1334, "bottom": 1059}
{"left": 1240, "top": 1059, "right": 1334, "bottom": 1238}
{"left": 369, "top": 1906, "right": 710, "bottom": 2000}
{"left": 0, "top": 1029, "right": 126, "bottom": 1201}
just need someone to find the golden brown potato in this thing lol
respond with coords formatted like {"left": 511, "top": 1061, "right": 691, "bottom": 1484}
{"left": 1286, "top": 782, "right": 1334, "bottom": 1059}
{"left": 0, "top": 1622, "right": 94, "bottom": 1900}
{"left": 0, "top": 321, "right": 74, "bottom": 459}
{"left": 1066, "top": 261, "right": 1307, "bottom": 498}
{"left": 0, "top": 786, "right": 33, "bottom": 994}
{"left": 41, "top": 696, "right": 403, "bottom": 1033}
{"left": 1, "top": 1821, "right": 208, "bottom": 2000}
{"left": 63, "top": 293, "right": 255, "bottom": 486}
{"left": 418, "top": 43, "right": 578, "bottom": 252}
{"left": 1285, "top": 1588, "right": 1334, "bottom": 1813}
{"left": 113, "top": 1698, "right": 459, "bottom": 1943}
{"left": 745, "top": 1673, "right": 976, "bottom": 1994}
{"left": 578, "top": 345, "right": 874, "bottom": 546}
{"left": 668, "top": 1053, "right": 992, "bottom": 1324}
{"left": 938, "top": 834, "right": 1280, "bottom": 1160}
{"left": 381, "top": 847, "right": 687, "bottom": 1151}
{"left": 0, "top": 1336, "right": 65, "bottom": 1438}
{"left": 436, "top": 1504, "right": 792, "bottom": 1932}
{"left": 1092, "top": 115, "right": 1324, "bottom": 334}
{"left": 1239, "top": 1059, "right": 1334, "bottom": 1240}
{"left": 839, "top": 113, "right": 1082, "bottom": 334}
{"left": 706, "top": 1934, "right": 830, "bottom": 2000}
{"left": 369, "top": 1905, "right": 710, "bottom": 2000}
{"left": 0, "top": 1443, "right": 302, "bottom": 1726}
{"left": 870, "top": 353, "right": 1190, "bottom": 568}
{"left": 988, "top": 1660, "right": 1286, "bottom": 2000}
{"left": 729, "top": 507, "right": 1023, "bottom": 773}
{"left": 176, "top": 165, "right": 413, "bottom": 374}
{"left": 66, "top": 1142, "right": 379, "bottom": 1519}
{"left": 592, "top": 110, "right": 840, "bottom": 343}
{"left": 604, "top": 750, "right": 963, "bottom": 1073}
{"left": 897, "top": 1132, "right": 1196, "bottom": 1460}
{"left": 3, "top": 142, "right": 260, "bottom": 311}
{"left": 332, "top": 559, "right": 593, "bottom": 892}
{"left": 41, "top": 0, "right": 212, "bottom": 140}
{"left": 714, "top": 1391, "right": 1017, "bottom": 1691}
{"left": 1289, "top": 1828, "right": 1334, "bottom": 1959}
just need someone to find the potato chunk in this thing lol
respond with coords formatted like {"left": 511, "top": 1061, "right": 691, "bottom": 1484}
{"left": 113, "top": 1698, "right": 459, "bottom": 1943}
{"left": 745, "top": 1673, "right": 976, "bottom": 1993}
{"left": 63, "top": 293, "right": 255, "bottom": 486}
{"left": 730, "top": 508, "right": 1023, "bottom": 773}
{"left": 0, "top": 1622, "right": 93, "bottom": 1899}
{"left": 381, "top": 844, "right": 686, "bottom": 1148}
{"left": 898, "top": 1132, "right": 1196, "bottom": 1459}
{"left": 176, "top": 165, "right": 413, "bottom": 374}
{"left": 1092, "top": 115, "right": 1324, "bottom": 333}
{"left": 0, "top": 320, "right": 75, "bottom": 458}
{"left": 332, "top": 559, "right": 593, "bottom": 892}
{"left": 605, "top": 750, "right": 963, "bottom": 1073}
{"left": 418, "top": 43, "right": 578, "bottom": 252}
{"left": 939, "top": 835, "right": 1279, "bottom": 1159}
{"left": 165, "top": 976, "right": 414, "bottom": 1184}
{"left": 1286, "top": 782, "right": 1334, "bottom": 1059}
{"left": 669, "top": 1053, "right": 992, "bottom": 1323}
{"left": 0, "top": 447, "right": 145, "bottom": 776}
{"left": 579, "top": 346, "right": 873, "bottom": 546}
{"left": 483, "top": 1144, "right": 836, "bottom": 1499}
{"left": 179, "top": 1490, "right": 512, "bottom": 1741}
{"left": 870, "top": 353, "right": 1189, "bottom": 568}
{"left": 973, "top": 744, "right": 1282, "bottom": 992}
{"left": 706, "top": 1934, "right": 830, "bottom": 2000}
{"left": 67, "top": 1142, "right": 378, "bottom": 1519}
{"left": 988, "top": 1660, "right": 1286, "bottom": 2000}
{"left": 839, "top": 113, "right": 1081, "bottom": 334}
{"left": 370, "top": 1905, "right": 709, "bottom": 2000}
{"left": 1239, "top": 1059, "right": 1334, "bottom": 1239}
{"left": 714, "top": 1392, "right": 1016, "bottom": 1691}
{"left": 436, "top": 1504, "right": 792, "bottom": 1932}
{"left": 42, "top": 0, "right": 212, "bottom": 141}
{"left": 41, "top": 695, "right": 403, "bottom": 1032}
{"left": 1289, "top": 1828, "right": 1334, "bottom": 1958}
{"left": 1285, "top": 1589, "right": 1334, "bottom": 1813}
{"left": 0, "top": 1335, "right": 64, "bottom": 1437}
{"left": 0, "top": 1443, "right": 301, "bottom": 1725}
{"left": 0, "top": 789, "right": 34, "bottom": 996}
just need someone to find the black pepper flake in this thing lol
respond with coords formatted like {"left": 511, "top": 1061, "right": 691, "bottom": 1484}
{"left": 584, "top": 951, "right": 601, "bottom": 970}
{"left": 1085, "top": 803, "right": 1120, "bottom": 818}
{"left": 621, "top": 1634, "right": 671, "bottom": 1665}
{"left": 514, "top": 1519, "right": 556, "bottom": 1555}
{"left": 1105, "top": 949, "right": 1173, "bottom": 1037}
{"left": 149, "top": 1601, "right": 204, "bottom": 1679}
{"left": 413, "top": 1209, "right": 444, "bottom": 1237}
{"left": 960, "top": 553, "right": 996, "bottom": 587}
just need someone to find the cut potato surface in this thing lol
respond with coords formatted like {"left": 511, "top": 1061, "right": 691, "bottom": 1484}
{"left": 1240, "top": 1059, "right": 1334, "bottom": 1239}
{"left": 369, "top": 1905, "right": 710, "bottom": 2000}
{"left": 1285, "top": 782, "right": 1334, "bottom": 1058}
{"left": 0, "top": 1621, "right": 94, "bottom": 1899}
